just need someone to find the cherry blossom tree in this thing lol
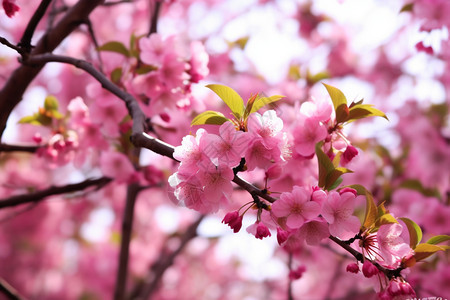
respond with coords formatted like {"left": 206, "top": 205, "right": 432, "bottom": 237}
{"left": 0, "top": 0, "right": 449, "bottom": 299}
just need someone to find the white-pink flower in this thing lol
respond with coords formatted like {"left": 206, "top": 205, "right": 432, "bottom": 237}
{"left": 272, "top": 186, "right": 321, "bottom": 229}
{"left": 321, "top": 190, "right": 361, "bottom": 239}
{"left": 247, "top": 110, "right": 284, "bottom": 150}
{"left": 173, "top": 128, "right": 210, "bottom": 174}
{"left": 201, "top": 121, "right": 249, "bottom": 168}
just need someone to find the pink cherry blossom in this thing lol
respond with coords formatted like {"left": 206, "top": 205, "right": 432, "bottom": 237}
{"left": 321, "top": 190, "right": 361, "bottom": 239}
{"left": 100, "top": 151, "right": 136, "bottom": 183}
{"left": 377, "top": 223, "right": 413, "bottom": 267}
{"left": 296, "top": 217, "right": 330, "bottom": 246}
{"left": 189, "top": 41, "right": 209, "bottom": 83}
{"left": 173, "top": 128, "right": 210, "bottom": 174}
{"left": 272, "top": 186, "right": 321, "bottom": 229}
{"left": 247, "top": 110, "right": 284, "bottom": 150}
{"left": 201, "top": 121, "right": 249, "bottom": 168}
{"left": 67, "top": 97, "right": 89, "bottom": 127}
{"left": 139, "top": 34, "right": 177, "bottom": 67}
{"left": 292, "top": 116, "right": 328, "bottom": 157}
{"left": 198, "top": 160, "right": 234, "bottom": 204}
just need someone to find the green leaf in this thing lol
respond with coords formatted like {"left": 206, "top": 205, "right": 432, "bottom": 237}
{"left": 97, "top": 41, "right": 130, "bottom": 57}
{"left": 206, "top": 84, "right": 245, "bottom": 120}
{"left": 322, "top": 83, "right": 347, "bottom": 112}
{"left": 399, "top": 217, "right": 423, "bottom": 249}
{"left": 315, "top": 143, "right": 334, "bottom": 189}
{"left": 44, "top": 95, "right": 59, "bottom": 111}
{"left": 376, "top": 213, "right": 398, "bottom": 227}
{"left": 325, "top": 167, "right": 352, "bottom": 191}
{"left": 191, "top": 110, "right": 229, "bottom": 126}
{"left": 111, "top": 67, "right": 123, "bottom": 83}
{"left": 249, "top": 95, "right": 284, "bottom": 115}
{"left": 400, "top": 3, "right": 414, "bottom": 13}
{"left": 426, "top": 235, "right": 450, "bottom": 245}
{"left": 413, "top": 243, "right": 445, "bottom": 262}
{"left": 328, "top": 177, "right": 343, "bottom": 191}
{"left": 18, "top": 115, "right": 42, "bottom": 125}
{"left": 335, "top": 103, "right": 350, "bottom": 123}
{"left": 135, "top": 64, "right": 158, "bottom": 75}
{"left": 307, "top": 70, "right": 330, "bottom": 85}
{"left": 345, "top": 184, "right": 377, "bottom": 230}
{"left": 399, "top": 179, "right": 441, "bottom": 200}
{"left": 347, "top": 104, "right": 388, "bottom": 122}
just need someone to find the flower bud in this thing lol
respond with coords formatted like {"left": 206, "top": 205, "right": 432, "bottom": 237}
{"left": 362, "top": 260, "right": 378, "bottom": 278}
{"left": 346, "top": 262, "right": 359, "bottom": 274}
{"left": 222, "top": 211, "right": 243, "bottom": 233}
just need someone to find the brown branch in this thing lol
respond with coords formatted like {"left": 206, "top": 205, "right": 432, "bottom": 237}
{"left": 129, "top": 215, "right": 204, "bottom": 299}
{"left": 0, "top": 278, "right": 27, "bottom": 300}
{"left": 0, "top": 177, "right": 111, "bottom": 209}
{"left": 18, "top": 0, "right": 53, "bottom": 52}
{"left": 114, "top": 183, "right": 142, "bottom": 300}
{"left": 148, "top": 0, "right": 162, "bottom": 36}
{"left": 0, "top": 37, "right": 24, "bottom": 54}
{"left": 0, "top": 143, "right": 41, "bottom": 153}
{"left": 0, "top": 0, "right": 105, "bottom": 140}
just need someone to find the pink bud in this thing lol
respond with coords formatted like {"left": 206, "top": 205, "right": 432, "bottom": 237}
{"left": 222, "top": 211, "right": 243, "bottom": 233}
{"left": 342, "top": 145, "right": 358, "bottom": 164}
{"left": 288, "top": 265, "right": 306, "bottom": 280}
{"left": 276, "top": 227, "right": 290, "bottom": 246}
{"left": 377, "top": 290, "right": 392, "bottom": 300}
{"left": 346, "top": 262, "right": 359, "bottom": 274}
{"left": 362, "top": 260, "right": 378, "bottom": 278}
{"left": 255, "top": 222, "right": 271, "bottom": 239}
{"left": 415, "top": 41, "right": 434, "bottom": 55}
{"left": 32, "top": 133, "right": 43, "bottom": 144}
{"left": 339, "top": 187, "right": 357, "bottom": 197}
{"left": 160, "top": 112, "right": 171, "bottom": 122}
{"left": 399, "top": 282, "right": 416, "bottom": 297}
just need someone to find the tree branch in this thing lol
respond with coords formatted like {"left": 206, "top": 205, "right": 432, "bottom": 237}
{"left": 0, "top": 278, "right": 27, "bottom": 300}
{"left": 148, "top": 0, "right": 162, "bottom": 36}
{"left": 22, "top": 54, "right": 277, "bottom": 205}
{"left": 114, "top": 183, "right": 142, "bottom": 300}
{"left": 129, "top": 215, "right": 204, "bottom": 299}
{"left": 0, "top": 0, "right": 105, "bottom": 140}
{"left": 18, "top": 0, "right": 53, "bottom": 52}
{"left": 0, "top": 177, "right": 112, "bottom": 209}
{"left": 0, "top": 143, "right": 41, "bottom": 153}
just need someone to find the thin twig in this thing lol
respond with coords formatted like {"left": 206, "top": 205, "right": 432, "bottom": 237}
{"left": 129, "top": 215, "right": 204, "bottom": 299}
{"left": 0, "top": 278, "right": 27, "bottom": 300}
{"left": 18, "top": 0, "right": 54, "bottom": 52}
{"left": 83, "top": 18, "right": 104, "bottom": 73}
{"left": 0, "top": 37, "right": 24, "bottom": 54}
{"left": 0, "top": 177, "right": 111, "bottom": 209}
{"left": 114, "top": 183, "right": 142, "bottom": 300}
{"left": 103, "top": 0, "right": 133, "bottom": 6}
{"left": 287, "top": 253, "right": 294, "bottom": 300}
